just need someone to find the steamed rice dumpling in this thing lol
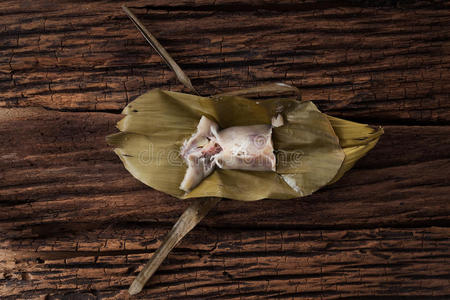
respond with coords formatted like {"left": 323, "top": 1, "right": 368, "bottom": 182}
{"left": 106, "top": 88, "right": 383, "bottom": 201}
{"left": 180, "top": 116, "right": 277, "bottom": 192}
{"left": 213, "top": 123, "right": 275, "bottom": 171}
{"left": 179, "top": 116, "right": 221, "bottom": 192}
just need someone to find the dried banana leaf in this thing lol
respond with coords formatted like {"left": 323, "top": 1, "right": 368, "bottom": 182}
{"left": 107, "top": 89, "right": 381, "bottom": 200}
{"left": 327, "top": 116, "right": 383, "bottom": 184}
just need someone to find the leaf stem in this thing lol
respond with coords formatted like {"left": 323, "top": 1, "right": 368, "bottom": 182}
{"left": 128, "top": 197, "right": 221, "bottom": 295}
{"left": 122, "top": 6, "right": 198, "bottom": 94}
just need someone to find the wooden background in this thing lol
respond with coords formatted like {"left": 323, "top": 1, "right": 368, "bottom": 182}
{"left": 1, "top": 0, "right": 449, "bottom": 299}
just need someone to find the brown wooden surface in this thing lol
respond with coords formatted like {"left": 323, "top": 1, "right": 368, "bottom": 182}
{"left": 1, "top": 1, "right": 449, "bottom": 299}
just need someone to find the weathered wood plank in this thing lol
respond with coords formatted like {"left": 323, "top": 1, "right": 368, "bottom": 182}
{"left": 1, "top": 227, "right": 449, "bottom": 299}
{"left": 0, "top": 0, "right": 449, "bottom": 123}
{"left": 1, "top": 108, "right": 449, "bottom": 234}
{"left": 0, "top": 108, "right": 448, "bottom": 298}
{"left": 0, "top": 107, "right": 448, "bottom": 298}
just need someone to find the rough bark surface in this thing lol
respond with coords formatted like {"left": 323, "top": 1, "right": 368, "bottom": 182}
{"left": 1, "top": 0, "right": 449, "bottom": 299}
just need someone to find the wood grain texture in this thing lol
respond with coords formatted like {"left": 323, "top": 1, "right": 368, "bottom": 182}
{"left": 1, "top": 0, "right": 450, "bottom": 299}
{"left": 1, "top": 0, "right": 450, "bottom": 122}
{"left": 2, "top": 227, "right": 449, "bottom": 299}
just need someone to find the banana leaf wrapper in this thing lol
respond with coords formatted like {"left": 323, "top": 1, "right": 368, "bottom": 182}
{"left": 107, "top": 89, "right": 383, "bottom": 201}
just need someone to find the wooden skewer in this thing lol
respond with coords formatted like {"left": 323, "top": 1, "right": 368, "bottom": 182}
{"left": 128, "top": 197, "right": 221, "bottom": 295}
